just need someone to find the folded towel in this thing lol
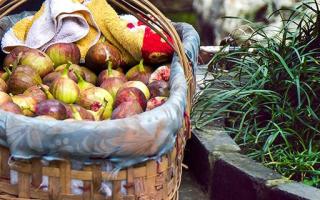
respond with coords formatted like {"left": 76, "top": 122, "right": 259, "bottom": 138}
{"left": 1, "top": 0, "right": 100, "bottom": 59}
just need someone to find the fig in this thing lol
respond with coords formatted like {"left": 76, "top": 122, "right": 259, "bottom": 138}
{"left": 65, "top": 104, "right": 94, "bottom": 121}
{"left": 55, "top": 63, "right": 84, "bottom": 83}
{"left": 81, "top": 67, "right": 97, "bottom": 85}
{"left": 0, "top": 67, "right": 11, "bottom": 81}
{"left": 3, "top": 46, "right": 31, "bottom": 67}
{"left": 0, "top": 102, "right": 22, "bottom": 114}
{"left": 121, "top": 81, "right": 150, "bottom": 100}
{"left": 146, "top": 97, "right": 168, "bottom": 111}
{"left": 100, "top": 77, "right": 125, "bottom": 98}
{"left": 149, "top": 64, "right": 170, "bottom": 83}
{"left": 50, "top": 63, "right": 80, "bottom": 104}
{"left": 45, "top": 43, "right": 81, "bottom": 67}
{"left": 0, "top": 78, "right": 7, "bottom": 92}
{"left": 126, "top": 59, "right": 152, "bottom": 85}
{"left": 8, "top": 65, "right": 42, "bottom": 95}
{"left": 19, "top": 49, "right": 54, "bottom": 77}
{"left": 0, "top": 91, "right": 12, "bottom": 106}
{"left": 11, "top": 95, "right": 37, "bottom": 116}
{"left": 75, "top": 72, "right": 95, "bottom": 92}
{"left": 35, "top": 99, "right": 67, "bottom": 120}
{"left": 148, "top": 80, "right": 170, "bottom": 98}
{"left": 77, "top": 87, "right": 113, "bottom": 112}
{"left": 111, "top": 101, "right": 143, "bottom": 119}
{"left": 85, "top": 42, "right": 122, "bottom": 73}
{"left": 23, "top": 85, "right": 50, "bottom": 103}
{"left": 115, "top": 87, "right": 147, "bottom": 110}
{"left": 98, "top": 61, "right": 126, "bottom": 85}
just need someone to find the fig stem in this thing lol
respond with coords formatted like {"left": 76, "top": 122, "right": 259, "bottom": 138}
{"left": 107, "top": 61, "right": 113, "bottom": 76}
{"left": 74, "top": 71, "right": 85, "bottom": 83}
{"left": 38, "top": 85, "right": 54, "bottom": 100}
{"left": 138, "top": 59, "right": 145, "bottom": 72}
{"left": 62, "top": 62, "right": 72, "bottom": 77}
{"left": 70, "top": 105, "right": 82, "bottom": 120}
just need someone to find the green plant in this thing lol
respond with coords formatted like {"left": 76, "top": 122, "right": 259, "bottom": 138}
{"left": 192, "top": 0, "right": 320, "bottom": 187}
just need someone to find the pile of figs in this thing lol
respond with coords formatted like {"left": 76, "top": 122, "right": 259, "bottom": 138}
{"left": 0, "top": 42, "right": 171, "bottom": 121}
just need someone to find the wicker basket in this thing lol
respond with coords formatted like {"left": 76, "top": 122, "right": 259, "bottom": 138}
{"left": 0, "top": 0, "right": 195, "bottom": 199}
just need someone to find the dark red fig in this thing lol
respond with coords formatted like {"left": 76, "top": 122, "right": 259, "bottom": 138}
{"left": 126, "top": 60, "right": 152, "bottom": 85}
{"left": 0, "top": 102, "right": 22, "bottom": 114}
{"left": 148, "top": 80, "right": 170, "bottom": 98}
{"left": 8, "top": 65, "right": 42, "bottom": 95}
{"left": 81, "top": 67, "right": 97, "bottom": 85}
{"left": 111, "top": 101, "right": 143, "bottom": 119}
{"left": 146, "top": 97, "right": 168, "bottom": 111}
{"left": 85, "top": 42, "right": 122, "bottom": 73}
{"left": 3, "top": 46, "right": 31, "bottom": 67}
{"left": 35, "top": 99, "right": 67, "bottom": 120}
{"left": 149, "top": 64, "right": 171, "bottom": 83}
{"left": 98, "top": 61, "right": 126, "bottom": 85}
{"left": 45, "top": 43, "right": 81, "bottom": 67}
{"left": 23, "top": 85, "right": 49, "bottom": 103}
{"left": 115, "top": 87, "right": 147, "bottom": 110}
{"left": 100, "top": 77, "right": 125, "bottom": 98}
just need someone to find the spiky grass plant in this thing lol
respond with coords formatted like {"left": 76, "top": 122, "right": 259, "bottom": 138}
{"left": 192, "top": 1, "right": 320, "bottom": 187}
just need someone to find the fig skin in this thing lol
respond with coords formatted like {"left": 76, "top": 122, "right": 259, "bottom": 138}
{"left": 149, "top": 64, "right": 171, "bottom": 83}
{"left": 11, "top": 95, "right": 37, "bottom": 116}
{"left": 81, "top": 67, "right": 97, "bottom": 85}
{"left": 19, "top": 49, "right": 54, "bottom": 77}
{"left": 121, "top": 81, "right": 150, "bottom": 100}
{"left": 115, "top": 87, "right": 147, "bottom": 110}
{"left": 35, "top": 99, "right": 67, "bottom": 120}
{"left": 23, "top": 85, "right": 49, "bottom": 103}
{"left": 111, "top": 101, "right": 143, "bottom": 119}
{"left": 64, "top": 104, "right": 95, "bottom": 121}
{"left": 148, "top": 80, "right": 170, "bottom": 98}
{"left": 0, "top": 91, "right": 12, "bottom": 106}
{"left": 100, "top": 77, "right": 125, "bottom": 98}
{"left": 45, "top": 43, "right": 81, "bottom": 67}
{"left": 55, "top": 63, "right": 84, "bottom": 83}
{"left": 98, "top": 61, "right": 126, "bottom": 85}
{"left": 8, "top": 65, "right": 42, "bottom": 95}
{"left": 146, "top": 97, "right": 168, "bottom": 111}
{"left": 3, "top": 46, "right": 31, "bottom": 67}
{"left": 126, "top": 59, "right": 152, "bottom": 85}
{"left": 0, "top": 78, "right": 7, "bottom": 92}
{"left": 0, "top": 102, "right": 22, "bottom": 114}
{"left": 77, "top": 87, "right": 114, "bottom": 111}
{"left": 85, "top": 42, "right": 122, "bottom": 73}
{"left": 50, "top": 63, "right": 80, "bottom": 104}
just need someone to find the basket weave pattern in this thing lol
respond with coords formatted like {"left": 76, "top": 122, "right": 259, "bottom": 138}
{"left": 0, "top": 0, "right": 194, "bottom": 199}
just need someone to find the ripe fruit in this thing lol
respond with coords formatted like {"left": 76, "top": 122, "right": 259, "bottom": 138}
{"left": 3, "top": 46, "right": 31, "bottom": 67}
{"left": 0, "top": 91, "right": 12, "bottom": 106}
{"left": 23, "top": 85, "right": 49, "bottom": 103}
{"left": 19, "top": 49, "right": 54, "bottom": 77}
{"left": 115, "top": 87, "right": 147, "bottom": 110}
{"left": 85, "top": 42, "right": 122, "bottom": 73}
{"left": 149, "top": 64, "right": 170, "bottom": 83}
{"left": 0, "top": 78, "right": 7, "bottom": 92}
{"left": 121, "top": 81, "right": 150, "bottom": 100}
{"left": 11, "top": 95, "right": 37, "bottom": 116}
{"left": 0, "top": 102, "right": 22, "bottom": 114}
{"left": 35, "top": 99, "right": 67, "bottom": 120}
{"left": 126, "top": 59, "right": 152, "bottom": 85}
{"left": 45, "top": 43, "right": 81, "bottom": 67}
{"left": 55, "top": 63, "right": 84, "bottom": 82}
{"left": 100, "top": 77, "right": 125, "bottom": 98}
{"left": 8, "top": 65, "right": 42, "bottom": 95}
{"left": 111, "top": 101, "right": 143, "bottom": 119}
{"left": 98, "top": 61, "right": 126, "bottom": 85}
{"left": 77, "top": 87, "right": 113, "bottom": 112}
{"left": 148, "top": 80, "right": 170, "bottom": 98}
{"left": 146, "top": 97, "right": 168, "bottom": 111}
{"left": 81, "top": 67, "right": 97, "bottom": 85}
{"left": 50, "top": 63, "right": 80, "bottom": 104}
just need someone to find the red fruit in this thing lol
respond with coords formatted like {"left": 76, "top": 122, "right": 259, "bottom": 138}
{"left": 149, "top": 64, "right": 170, "bottom": 83}
{"left": 3, "top": 46, "right": 31, "bottom": 67}
{"left": 98, "top": 61, "right": 126, "bottom": 85}
{"left": 23, "top": 85, "right": 49, "bottom": 103}
{"left": 148, "top": 80, "right": 170, "bottom": 98}
{"left": 115, "top": 87, "right": 147, "bottom": 110}
{"left": 85, "top": 42, "right": 122, "bottom": 73}
{"left": 35, "top": 99, "right": 67, "bottom": 120}
{"left": 45, "top": 43, "right": 81, "bottom": 67}
{"left": 0, "top": 102, "right": 22, "bottom": 114}
{"left": 126, "top": 59, "right": 152, "bottom": 85}
{"left": 100, "top": 77, "right": 125, "bottom": 98}
{"left": 64, "top": 104, "right": 95, "bottom": 121}
{"left": 146, "top": 97, "right": 168, "bottom": 111}
{"left": 111, "top": 101, "right": 143, "bottom": 119}
{"left": 81, "top": 67, "right": 97, "bottom": 85}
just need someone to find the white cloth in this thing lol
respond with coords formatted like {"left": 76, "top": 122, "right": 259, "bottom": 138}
{"left": 1, "top": 0, "right": 100, "bottom": 53}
